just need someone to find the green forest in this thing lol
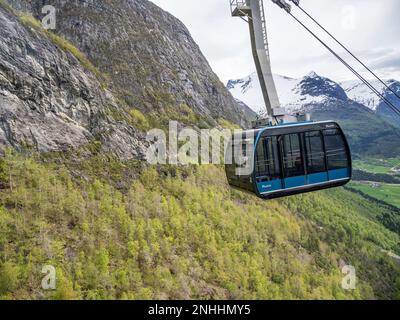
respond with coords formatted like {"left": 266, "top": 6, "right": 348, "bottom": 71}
{"left": 1, "top": 150, "right": 400, "bottom": 300}
{"left": 0, "top": 0, "right": 400, "bottom": 301}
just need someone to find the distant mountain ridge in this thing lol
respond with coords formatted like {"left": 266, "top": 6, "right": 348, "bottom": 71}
{"left": 341, "top": 79, "right": 400, "bottom": 127}
{"left": 341, "top": 79, "right": 400, "bottom": 110}
{"left": 227, "top": 71, "right": 400, "bottom": 117}
{"left": 227, "top": 71, "right": 400, "bottom": 157}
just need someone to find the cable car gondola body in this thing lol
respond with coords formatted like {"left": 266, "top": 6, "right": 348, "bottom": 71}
{"left": 225, "top": 121, "right": 352, "bottom": 199}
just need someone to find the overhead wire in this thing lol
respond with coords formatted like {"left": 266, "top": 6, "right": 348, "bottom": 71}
{"left": 273, "top": 3, "right": 400, "bottom": 117}
{"left": 292, "top": 2, "right": 400, "bottom": 103}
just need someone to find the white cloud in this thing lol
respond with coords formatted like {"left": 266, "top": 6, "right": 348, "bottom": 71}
{"left": 150, "top": 0, "right": 400, "bottom": 83}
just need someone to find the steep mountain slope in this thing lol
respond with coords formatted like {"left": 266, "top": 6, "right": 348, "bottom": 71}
{"left": 0, "top": 4, "right": 147, "bottom": 159}
{"left": 1, "top": 153, "right": 400, "bottom": 300}
{"left": 6, "top": 0, "right": 253, "bottom": 129}
{"left": 228, "top": 72, "right": 400, "bottom": 157}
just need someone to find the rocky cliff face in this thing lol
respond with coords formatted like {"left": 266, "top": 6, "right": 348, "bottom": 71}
{"left": 7, "top": 0, "right": 252, "bottom": 125}
{"left": 0, "top": 4, "right": 146, "bottom": 159}
{"left": 0, "top": 0, "right": 253, "bottom": 157}
{"left": 297, "top": 72, "right": 348, "bottom": 101}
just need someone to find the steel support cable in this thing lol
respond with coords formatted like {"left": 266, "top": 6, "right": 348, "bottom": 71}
{"left": 288, "top": 12, "right": 400, "bottom": 117}
{"left": 292, "top": 3, "right": 400, "bottom": 103}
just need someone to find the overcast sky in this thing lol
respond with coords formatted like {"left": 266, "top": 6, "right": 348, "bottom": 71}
{"left": 151, "top": 0, "right": 400, "bottom": 84}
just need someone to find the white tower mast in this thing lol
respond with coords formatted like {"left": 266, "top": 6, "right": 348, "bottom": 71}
{"left": 230, "top": 0, "right": 308, "bottom": 127}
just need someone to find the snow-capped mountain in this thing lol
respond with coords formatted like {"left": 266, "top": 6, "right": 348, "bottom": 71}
{"left": 341, "top": 79, "right": 400, "bottom": 111}
{"left": 227, "top": 71, "right": 400, "bottom": 157}
{"left": 227, "top": 71, "right": 348, "bottom": 114}
{"left": 227, "top": 72, "right": 400, "bottom": 117}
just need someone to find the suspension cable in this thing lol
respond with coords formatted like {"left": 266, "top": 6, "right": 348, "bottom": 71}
{"left": 291, "top": 2, "right": 400, "bottom": 103}
{"left": 287, "top": 12, "right": 400, "bottom": 117}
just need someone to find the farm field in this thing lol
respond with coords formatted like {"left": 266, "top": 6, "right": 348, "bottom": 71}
{"left": 350, "top": 182, "right": 400, "bottom": 208}
{"left": 353, "top": 158, "right": 400, "bottom": 175}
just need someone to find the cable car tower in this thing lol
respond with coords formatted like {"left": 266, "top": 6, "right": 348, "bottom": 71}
{"left": 230, "top": 0, "right": 308, "bottom": 128}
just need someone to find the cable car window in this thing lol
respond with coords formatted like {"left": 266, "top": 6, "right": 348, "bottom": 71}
{"left": 304, "top": 131, "right": 326, "bottom": 174}
{"left": 255, "top": 138, "right": 266, "bottom": 177}
{"left": 242, "top": 143, "right": 247, "bottom": 157}
{"left": 323, "top": 129, "right": 349, "bottom": 170}
{"left": 232, "top": 140, "right": 248, "bottom": 167}
{"left": 255, "top": 136, "right": 281, "bottom": 182}
{"left": 282, "top": 133, "right": 305, "bottom": 177}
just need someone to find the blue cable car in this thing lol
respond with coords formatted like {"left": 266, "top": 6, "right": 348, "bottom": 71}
{"left": 225, "top": 121, "right": 352, "bottom": 199}
{"left": 227, "top": 1, "right": 353, "bottom": 199}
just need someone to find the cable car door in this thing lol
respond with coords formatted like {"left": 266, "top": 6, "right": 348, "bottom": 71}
{"left": 279, "top": 133, "right": 307, "bottom": 189}
{"left": 255, "top": 136, "right": 283, "bottom": 195}
{"left": 304, "top": 131, "right": 328, "bottom": 185}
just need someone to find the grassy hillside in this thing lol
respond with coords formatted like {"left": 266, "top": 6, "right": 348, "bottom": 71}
{"left": 1, "top": 151, "right": 399, "bottom": 300}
